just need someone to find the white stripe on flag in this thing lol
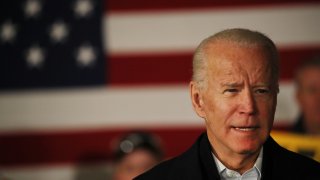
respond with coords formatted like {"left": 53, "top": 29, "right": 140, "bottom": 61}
{"left": 1, "top": 163, "right": 114, "bottom": 180}
{"left": 0, "top": 83, "right": 298, "bottom": 132}
{"left": 106, "top": 4, "right": 320, "bottom": 55}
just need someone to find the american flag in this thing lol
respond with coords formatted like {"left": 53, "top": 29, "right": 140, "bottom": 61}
{"left": 0, "top": 0, "right": 105, "bottom": 89}
{"left": 0, "top": 0, "right": 320, "bottom": 179}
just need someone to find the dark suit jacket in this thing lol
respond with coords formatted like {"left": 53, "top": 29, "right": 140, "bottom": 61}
{"left": 135, "top": 132, "right": 320, "bottom": 180}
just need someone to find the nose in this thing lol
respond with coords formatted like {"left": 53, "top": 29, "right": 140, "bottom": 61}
{"left": 239, "top": 90, "right": 256, "bottom": 115}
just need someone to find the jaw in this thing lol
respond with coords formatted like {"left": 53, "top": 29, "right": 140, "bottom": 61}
{"left": 229, "top": 128, "right": 266, "bottom": 154}
{"left": 221, "top": 127, "right": 264, "bottom": 154}
{"left": 207, "top": 129, "right": 262, "bottom": 155}
{"left": 208, "top": 129, "right": 262, "bottom": 174}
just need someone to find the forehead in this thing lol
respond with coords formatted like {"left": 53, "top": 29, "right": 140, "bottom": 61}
{"left": 299, "top": 66, "right": 320, "bottom": 75}
{"left": 205, "top": 41, "right": 273, "bottom": 82}
{"left": 297, "top": 67, "right": 320, "bottom": 83}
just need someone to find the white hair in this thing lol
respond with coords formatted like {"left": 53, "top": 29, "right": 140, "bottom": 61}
{"left": 192, "top": 28, "right": 279, "bottom": 90}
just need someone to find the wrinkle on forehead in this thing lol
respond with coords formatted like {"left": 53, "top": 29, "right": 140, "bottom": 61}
{"left": 206, "top": 42, "right": 273, "bottom": 86}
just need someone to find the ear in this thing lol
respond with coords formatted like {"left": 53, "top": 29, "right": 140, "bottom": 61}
{"left": 190, "top": 81, "right": 206, "bottom": 118}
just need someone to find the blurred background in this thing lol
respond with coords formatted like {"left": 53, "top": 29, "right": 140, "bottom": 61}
{"left": 0, "top": 0, "right": 320, "bottom": 179}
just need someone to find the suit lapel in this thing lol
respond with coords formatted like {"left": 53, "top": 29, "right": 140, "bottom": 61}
{"left": 199, "top": 133, "right": 221, "bottom": 180}
{"left": 261, "top": 136, "right": 276, "bottom": 180}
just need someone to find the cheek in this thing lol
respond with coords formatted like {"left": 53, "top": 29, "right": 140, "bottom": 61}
{"left": 300, "top": 96, "right": 320, "bottom": 117}
{"left": 256, "top": 99, "right": 276, "bottom": 125}
{"left": 298, "top": 85, "right": 320, "bottom": 104}
{"left": 306, "top": 96, "right": 320, "bottom": 106}
{"left": 203, "top": 97, "right": 237, "bottom": 126}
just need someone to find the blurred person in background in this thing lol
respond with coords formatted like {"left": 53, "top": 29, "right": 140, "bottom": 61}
{"left": 292, "top": 57, "right": 320, "bottom": 135}
{"left": 112, "top": 131, "right": 163, "bottom": 180}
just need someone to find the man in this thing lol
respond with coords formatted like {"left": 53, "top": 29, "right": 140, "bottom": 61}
{"left": 112, "top": 131, "right": 163, "bottom": 180}
{"left": 292, "top": 58, "right": 320, "bottom": 135}
{"left": 135, "top": 28, "right": 320, "bottom": 180}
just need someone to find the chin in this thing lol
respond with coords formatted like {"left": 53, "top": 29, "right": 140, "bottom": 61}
{"left": 235, "top": 147, "right": 261, "bottom": 156}
{"left": 233, "top": 140, "right": 262, "bottom": 155}
{"left": 237, "top": 147, "right": 260, "bottom": 155}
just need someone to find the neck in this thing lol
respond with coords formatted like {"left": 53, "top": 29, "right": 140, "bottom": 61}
{"left": 213, "top": 149, "right": 259, "bottom": 174}
{"left": 208, "top": 137, "right": 261, "bottom": 174}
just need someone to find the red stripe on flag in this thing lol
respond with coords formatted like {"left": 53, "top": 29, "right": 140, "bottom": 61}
{"left": 280, "top": 46, "right": 320, "bottom": 80}
{"left": 108, "top": 46, "right": 320, "bottom": 85}
{"left": 0, "top": 127, "right": 204, "bottom": 167}
{"left": 108, "top": 53, "right": 192, "bottom": 85}
{"left": 107, "top": 0, "right": 320, "bottom": 12}
{"left": 0, "top": 125, "right": 292, "bottom": 167}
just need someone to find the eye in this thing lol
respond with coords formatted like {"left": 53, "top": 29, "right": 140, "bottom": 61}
{"left": 255, "top": 88, "right": 270, "bottom": 94}
{"left": 224, "top": 89, "right": 239, "bottom": 93}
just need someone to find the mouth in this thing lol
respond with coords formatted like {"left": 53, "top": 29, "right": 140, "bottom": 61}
{"left": 232, "top": 126, "right": 259, "bottom": 132}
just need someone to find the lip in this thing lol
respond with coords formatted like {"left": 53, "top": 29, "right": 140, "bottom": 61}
{"left": 231, "top": 126, "right": 260, "bottom": 133}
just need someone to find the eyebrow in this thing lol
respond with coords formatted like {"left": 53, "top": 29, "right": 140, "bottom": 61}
{"left": 220, "top": 82, "right": 271, "bottom": 88}
{"left": 220, "top": 82, "right": 243, "bottom": 87}
{"left": 253, "top": 83, "right": 271, "bottom": 88}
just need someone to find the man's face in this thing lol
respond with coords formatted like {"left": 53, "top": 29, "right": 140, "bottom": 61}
{"left": 191, "top": 41, "right": 278, "bottom": 156}
{"left": 296, "top": 67, "right": 320, "bottom": 133}
{"left": 113, "top": 149, "right": 158, "bottom": 180}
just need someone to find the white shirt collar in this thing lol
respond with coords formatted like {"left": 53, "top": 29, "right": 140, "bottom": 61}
{"left": 212, "top": 148, "right": 263, "bottom": 176}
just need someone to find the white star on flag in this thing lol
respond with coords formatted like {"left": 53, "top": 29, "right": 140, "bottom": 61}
{"left": 74, "top": 0, "right": 94, "bottom": 18}
{"left": 25, "top": 45, "right": 45, "bottom": 68}
{"left": 49, "top": 21, "right": 69, "bottom": 43}
{"left": 24, "top": 0, "right": 42, "bottom": 18}
{"left": 76, "top": 44, "right": 96, "bottom": 67}
{"left": 0, "top": 21, "right": 17, "bottom": 43}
